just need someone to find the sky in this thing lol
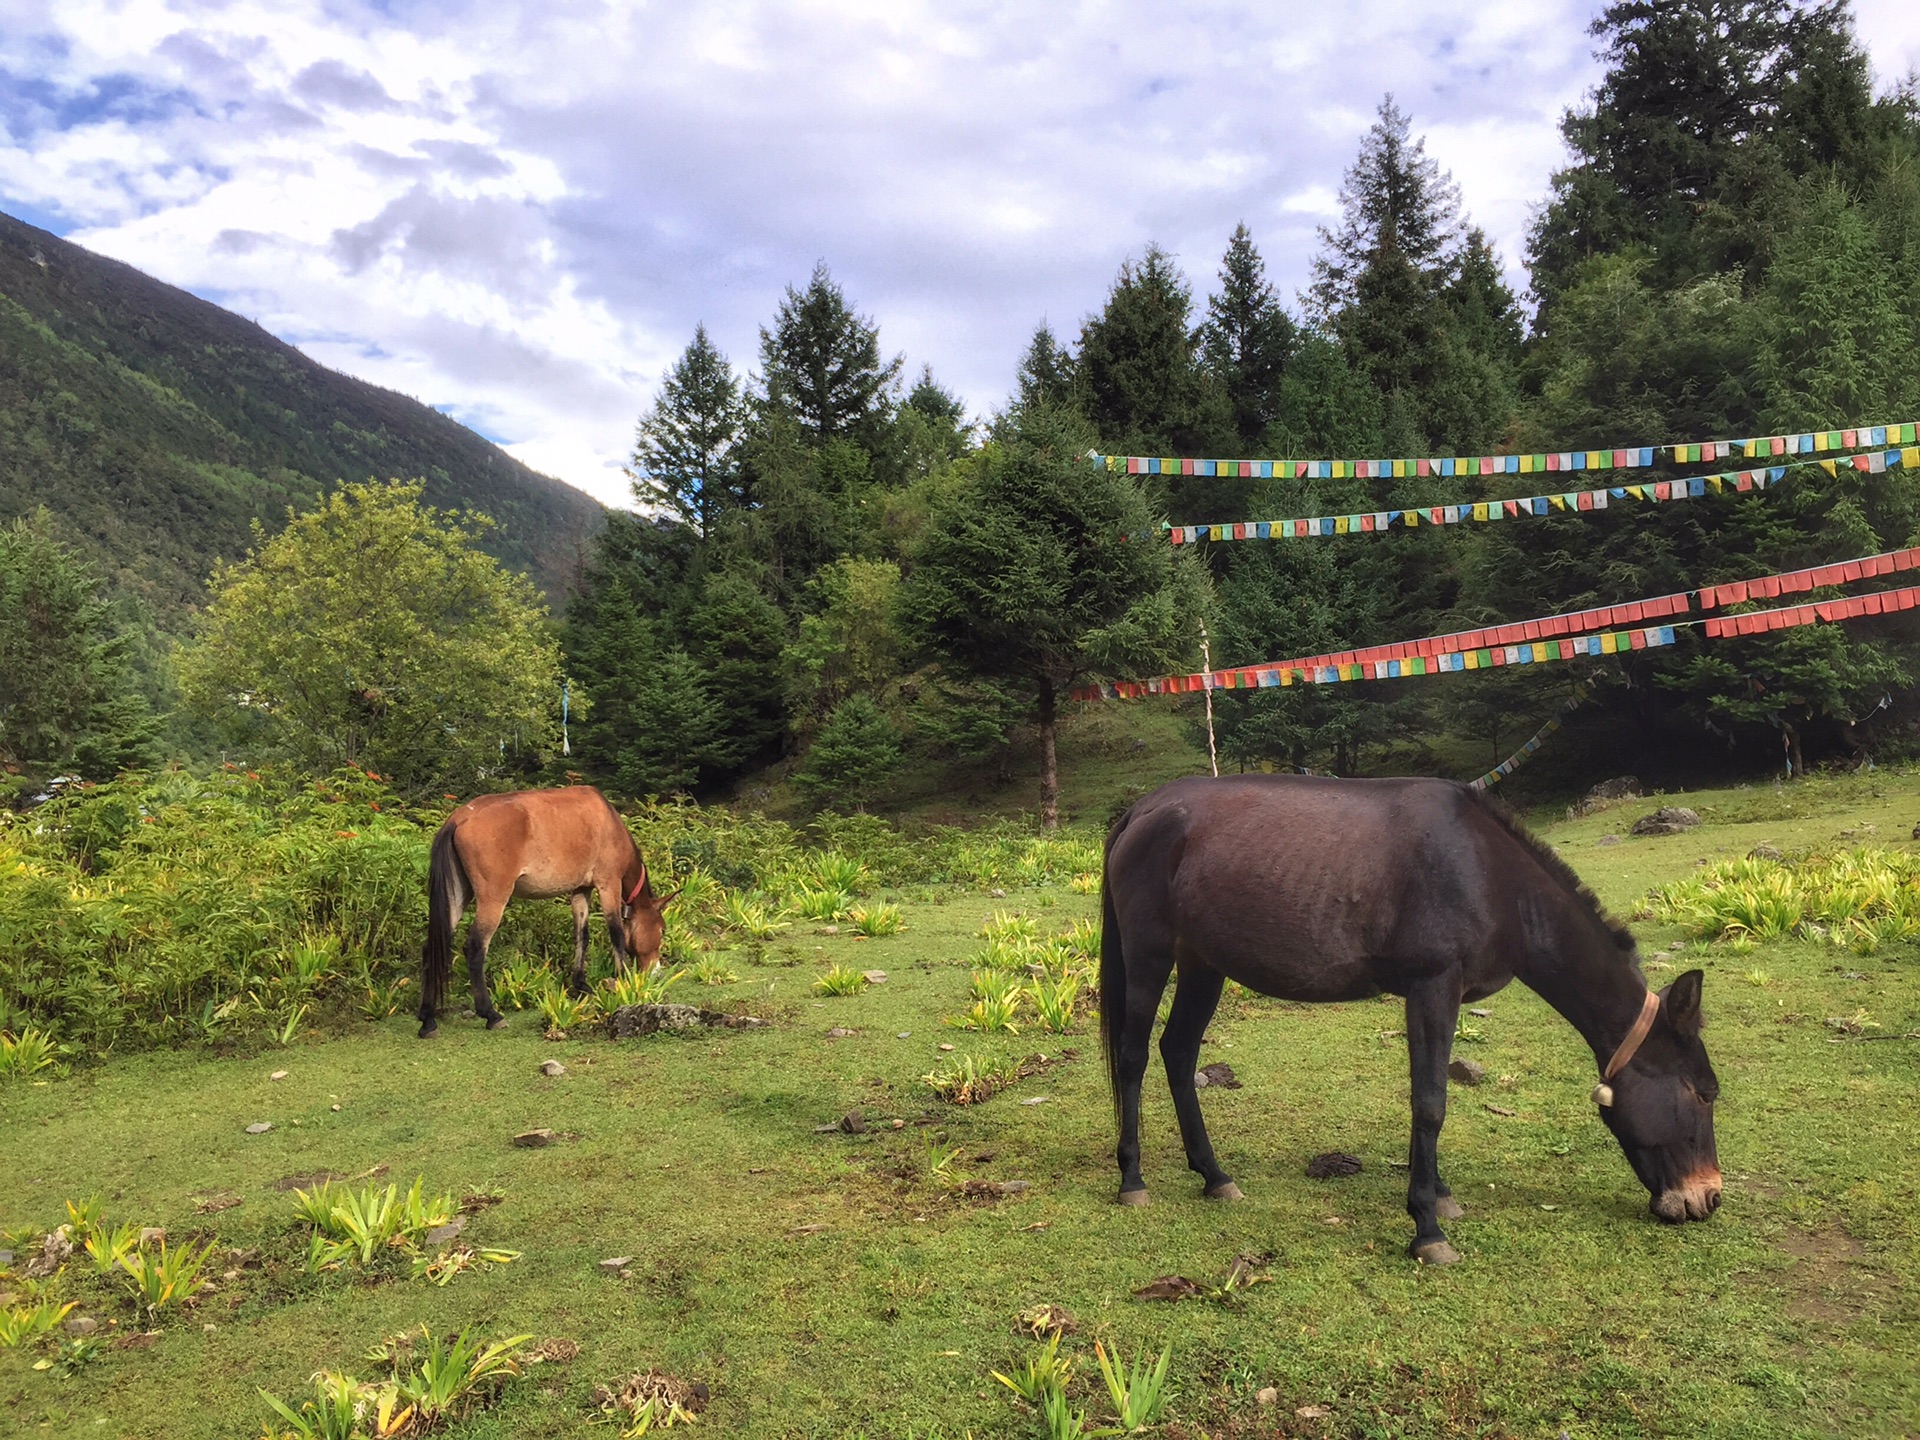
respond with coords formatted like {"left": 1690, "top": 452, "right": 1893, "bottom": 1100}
{"left": 5, "top": 3, "right": 1920, "bottom": 509}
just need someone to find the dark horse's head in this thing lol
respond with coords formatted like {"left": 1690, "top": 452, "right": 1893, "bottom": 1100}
{"left": 622, "top": 884, "right": 679, "bottom": 971}
{"left": 1598, "top": 969, "right": 1722, "bottom": 1223}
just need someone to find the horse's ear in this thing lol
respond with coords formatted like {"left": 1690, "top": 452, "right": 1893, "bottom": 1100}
{"left": 653, "top": 889, "right": 681, "bottom": 912}
{"left": 1662, "top": 969, "right": 1705, "bottom": 1038}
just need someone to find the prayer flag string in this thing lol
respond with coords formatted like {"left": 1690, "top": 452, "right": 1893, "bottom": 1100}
{"left": 1091, "top": 419, "right": 1920, "bottom": 485}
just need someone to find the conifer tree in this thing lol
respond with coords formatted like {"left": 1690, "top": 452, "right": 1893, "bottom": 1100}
{"left": 1012, "top": 323, "right": 1076, "bottom": 415}
{"left": 759, "top": 263, "right": 902, "bottom": 451}
{"left": 1199, "top": 224, "right": 1297, "bottom": 450}
{"left": 630, "top": 325, "right": 747, "bottom": 539}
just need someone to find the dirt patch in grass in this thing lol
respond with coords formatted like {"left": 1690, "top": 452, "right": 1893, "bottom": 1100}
{"left": 1774, "top": 1223, "right": 1877, "bottom": 1323}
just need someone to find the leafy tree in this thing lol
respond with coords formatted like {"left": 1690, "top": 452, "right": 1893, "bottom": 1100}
{"left": 177, "top": 481, "right": 562, "bottom": 794}
{"left": 1199, "top": 224, "right": 1297, "bottom": 450}
{"left": 0, "top": 510, "right": 156, "bottom": 789}
{"left": 759, "top": 263, "right": 902, "bottom": 452}
{"left": 901, "top": 411, "right": 1204, "bottom": 826}
{"left": 782, "top": 559, "right": 902, "bottom": 737}
{"left": 794, "top": 692, "right": 901, "bottom": 808}
{"left": 629, "top": 325, "right": 748, "bottom": 539}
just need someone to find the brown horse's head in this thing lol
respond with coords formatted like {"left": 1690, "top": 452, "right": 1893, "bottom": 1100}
{"left": 1597, "top": 970, "right": 1722, "bottom": 1223}
{"left": 622, "top": 888, "right": 679, "bottom": 971}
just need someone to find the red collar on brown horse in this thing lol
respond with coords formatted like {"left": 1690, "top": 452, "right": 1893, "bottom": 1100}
{"left": 418, "top": 786, "right": 677, "bottom": 1038}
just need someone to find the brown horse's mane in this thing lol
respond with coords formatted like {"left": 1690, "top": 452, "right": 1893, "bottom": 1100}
{"left": 1465, "top": 787, "right": 1637, "bottom": 954}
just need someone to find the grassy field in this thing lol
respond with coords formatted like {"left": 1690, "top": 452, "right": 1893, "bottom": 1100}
{"left": 4, "top": 773, "right": 1919, "bottom": 1438}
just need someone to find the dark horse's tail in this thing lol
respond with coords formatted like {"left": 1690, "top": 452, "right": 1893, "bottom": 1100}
{"left": 421, "top": 822, "right": 464, "bottom": 1011}
{"left": 1100, "top": 806, "right": 1133, "bottom": 1128}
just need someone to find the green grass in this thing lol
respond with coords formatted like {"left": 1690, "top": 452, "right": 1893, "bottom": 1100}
{"left": 4, "top": 777, "right": 1920, "bottom": 1437}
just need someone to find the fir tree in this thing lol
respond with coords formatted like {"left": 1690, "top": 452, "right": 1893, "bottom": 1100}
{"left": 630, "top": 325, "right": 747, "bottom": 539}
{"left": 1012, "top": 322, "right": 1076, "bottom": 415}
{"left": 794, "top": 692, "right": 901, "bottom": 808}
{"left": 759, "top": 262, "right": 902, "bottom": 450}
{"left": 1199, "top": 224, "right": 1297, "bottom": 450}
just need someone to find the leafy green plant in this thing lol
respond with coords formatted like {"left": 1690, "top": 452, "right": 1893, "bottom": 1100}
{"left": 118, "top": 1239, "right": 215, "bottom": 1317}
{"left": 807, "top": 850, "right": 868, "bottom": 895}
{"left": 793, "top": 886, "right": 855, "bottom": 921}
{"left": 1094, "top": 1342, "right": 1171, "bottom": 1430}
{"left": 259, "top": 1370, "right": 363, "bottom": 1440}
{"left": 921, "top": 1135, "right": 964, "bottom": 1179}
{"left": 980, "top": 910, "right": 1040, "bottom": 943}
{"left": 1069, "top": 871, "right": 1100, "bottom": 894}
{"left": 813, "top": 963, "right": 870, "bottom": 996}
{"left": 534, "top": 982, "right": 590, "bottom": 1033}
{"left": 296, "top": 1177, "right": 458, "bottom": 1271}
{"left": 688, "top": 955, "right": 740, "bottom": 986}
{"left": 84, "top": 1220, "right": 141, "bottom": 1276}
{"left": 1031, "top": 974, "right": 1081, "bottom": 1033}
{"left": 491, "top": 957, "right": 548, "bottom": 1011}
{"left": 389, "top": 1326, "right": 532, "bottom": 1427}
{"left": 0, "top": 1297, "right": 77, "bottom": 1348}
{"left": 993, "top": 1331, "right": 1075, "bottom": 1404}
{"left": 848, "top": 902, "right": 905, "bottom": 937}
{"left": 720, "top": 891, "right": 789, "bottom": 940}
{"left": 956, "top": 972, "right": 1024, "bottom": 1033}
{"left": 0, "top": 1027, "right": 60, "bottom": 1081}
{"left": 922, "top": 1052, "right": 1024, "bottom": 1104}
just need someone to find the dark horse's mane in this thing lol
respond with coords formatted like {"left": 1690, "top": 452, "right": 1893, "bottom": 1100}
{"left": 1464, "top": 787, "right": 1638, "bottom": 953}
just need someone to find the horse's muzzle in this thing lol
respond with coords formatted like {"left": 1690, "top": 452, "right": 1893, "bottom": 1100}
{"left": 1651, "top": 1165, "right": 1723, "bottom": 1223}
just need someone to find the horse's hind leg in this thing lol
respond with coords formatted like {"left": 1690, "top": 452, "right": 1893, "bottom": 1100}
{"left": 1160, "top": 963, "right": 1238, "bottom": 1199}
{"left": 569, "top": 891, "right": 591, "bottom": 996}
{"left": 1115, "top": 951, "right": 1175, "bottom": 1205}
{"left": 467, "top": 894, "right": 510, "bottom": 1029}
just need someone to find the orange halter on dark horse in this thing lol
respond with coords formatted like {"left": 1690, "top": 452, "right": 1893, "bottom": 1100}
{"left": 417, "top": 787, "right": 677, "bottom": 1038}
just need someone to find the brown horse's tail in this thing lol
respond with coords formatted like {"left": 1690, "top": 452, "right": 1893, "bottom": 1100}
{"left": 422, "top": 822, "right": 464, "bottom": 1011}
{"left": 1100, "top": 812, "right": 1130, "bottom": 1128}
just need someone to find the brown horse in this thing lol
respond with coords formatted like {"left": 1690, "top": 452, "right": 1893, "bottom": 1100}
{"left": 1101, "top": 775, "right": 1721, "bottom": 1264}
{"left": 417, "top": 787, "right": 676, "bottom": 1038}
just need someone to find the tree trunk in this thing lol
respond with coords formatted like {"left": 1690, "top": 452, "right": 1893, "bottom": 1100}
{"left": 1038, "top": 679, "right": 1059, "bottom": 830}
{"left": 1788, "top": 723, "right": 1805, "bottom": 779}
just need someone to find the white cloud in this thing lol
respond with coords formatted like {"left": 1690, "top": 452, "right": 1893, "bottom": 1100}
{"left": 3, "top": 1, "right": 1915, "bottom": 508}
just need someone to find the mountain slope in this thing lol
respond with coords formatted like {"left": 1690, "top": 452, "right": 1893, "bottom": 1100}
{"left": 0, "top": 210, "right": 604, "bottom": 617}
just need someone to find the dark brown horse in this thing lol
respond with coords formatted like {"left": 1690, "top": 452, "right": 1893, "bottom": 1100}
{"left": 417, "top": 787, "right": 676, "bottom": 1038}
{"left": 1101, "top": 775, "right": 1721, "bottom": 1264}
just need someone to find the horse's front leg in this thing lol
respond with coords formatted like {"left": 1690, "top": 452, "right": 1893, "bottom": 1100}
{"left": 1115, "top": 960, "right": 1173, "bottom": 1205}
{"left": 467, "top": 897, "right": 509, "bottom": 1030}
{"left": 1405, "top": 973, "right": 1463, "bottom": 1263}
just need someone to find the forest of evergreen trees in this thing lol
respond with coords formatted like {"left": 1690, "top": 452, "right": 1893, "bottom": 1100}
{"left": 12, "top": 1, "right": 1920, "bottom": 816}
{"left": 563, "top": 1, "right": 1920, "bottom": 811}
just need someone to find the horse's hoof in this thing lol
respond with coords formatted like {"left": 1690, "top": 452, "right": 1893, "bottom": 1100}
{"left": 417, "top": 1022, "right": 438, "bottom": 1039}
{"left": 484, "top": 1014, "right": 509, "bottom": 1031}
{"left": 1411, "top": 1239, "right": 1462, "bottom": 1266}
{"left": 1116, "top": 1188, "right": 1151, "bottom": 1207}
{"left": 1204, "top": 1180, "right": 1243, "bottom": 1201}
{"left": 1435, "top": 1195, "right": 1465, "bottom": 1221}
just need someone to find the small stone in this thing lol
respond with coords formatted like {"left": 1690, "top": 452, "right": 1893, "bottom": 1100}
{"left": 821, "top": 924, "right": 839, "bottom": 934}
{"left": 862, "top": 970, "right": 887, "bottom": 984}
{"left": 423, "top": 1217, "right": 465, "bottom": 1246}
{"left": 825, "top": 1027, "right": 854, "bottom": 1039}
{"left": 896, "top": 1031, "right": 911, "bottom": 1039}
{"left": 244, "top": 1122, "right": 273, "bottom": 1134}
{"left": 269, "top": 1070, "right": 288, "bottom": 1081}
{"left": 1448, "top": 1057, "right": 1486, "bottom": 1086}
{"left": 512, "top": 1128, "right": 557, "bottom": 1147}
{"left": 1256, "top": 1386, "right": 1278, "bottom": 1406}
{"left": 599, "top": 1256, "right": 634, "bottom": 1274}
{"left": 938, "top": 1042, "right": 955, "bottom": 1051}
{"left": 63, "top": 1316, "right": 97, "bottom": 1337}
{"left": 1297, "top": 1403, "right": 1331, "bottom": 1419}
{"left": 139, "top": 1227, "right": 166, "bottom": 1246}
{"left": 891, "top": 1118, "right": 905, "bottom": 1129}
{"left": 204, "top": 1323, "right": 217, "bottom": 1333}
{"left": 1595, "top": 833, "right": 1620, "bottom": 847}
{"left": 1750, "top": 843, "right": 1785, "bottom": 861}
{"left": 1467, "top": 1007, "right": 1492, "bottom": 1018}
{"left": 1631, "top": 806, "right": 1700, "bottom": 836}
{"left": 538, "top": 1059, "right": 567, "bottom": 1078}
{"left": 1484, "top": 1103, "right": 1517, "bottom": 1117}
{"left": 839, "top": 1109, "right": 867, "bottom": 1134}
{"left": 990, "top": 888, "right": 1007, "bottom": 899}
{"left": 330, "top": 1104, "right": 341, "bottom": 1112}
{"left": 1019, "top": 1095, "right": 1050, "bottom": 1105}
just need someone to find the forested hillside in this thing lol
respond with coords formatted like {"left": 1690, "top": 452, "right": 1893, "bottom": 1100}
{"left": 0, "top": 211, "right": 603, "bottom": 618}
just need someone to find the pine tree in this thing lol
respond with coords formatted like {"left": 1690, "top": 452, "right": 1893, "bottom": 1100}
{"left": 794, "top": 693, "right": 901, "bottom": 808}
{"left": 1012, "top": 323, "right": 1076, "bottom": 415}
{"left": 1074, "top": 245, "right": 1227, "bottom": 458}
{"left": 630, "top": 325, "right": 747, "bottom": 539}
{"left": 759, "top": 263, "right": 902, "bottom": 450}
{"left": 1199, "top": 224, "right": 1297, "bottom": 450}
